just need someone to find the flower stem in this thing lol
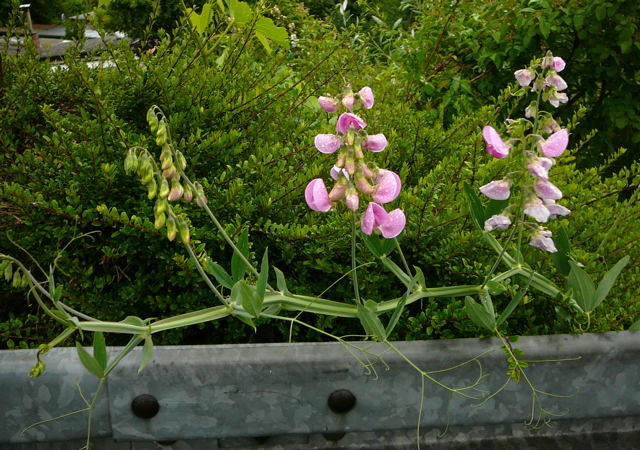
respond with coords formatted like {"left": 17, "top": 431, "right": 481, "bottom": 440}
{"left": 352, "top": 212, "right": 362, "bottom": 306}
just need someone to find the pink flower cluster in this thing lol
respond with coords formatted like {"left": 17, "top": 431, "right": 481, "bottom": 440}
{"left": 480, "top": 52, "right": 572, "bottom": 253}
{"left": 305, "top": 86, "right": 405, "bottom": 238}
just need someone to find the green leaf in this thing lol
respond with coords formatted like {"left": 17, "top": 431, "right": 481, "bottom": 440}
{"left": 120, "top": 316, "right": 146, "bottom": 327}
{"left": 496, "top": 282, "right": 531, "bottom": 327}
{"left": 357, "top": 301, "right": 386, "bottom": 341}
{"left": 255, "top": 16, "right": 289, "bottom": 48}
{"left": 229, "top": 0, "right": 252, "bottom": 25}
{"left": 204, "top": 259, "right": 233, "bottom": 289}
{"left": 361, "top": 232, "right": 396, "bottom": 257}
{"left": 231, "top": 228, "right": 250, "bottom": 282}
{"left": 273, "top": 266, "right": 289, "bottom": 294}
{"left": 92, "top": 332, "right": 107, "bottom": 370}
{"left": 255, "top": 249, "right": 269, "bottom": 305}
{"left": 592, "top": 256, "right": 630, "bottom": 311}
{"left": 187, "top": 3, "right": 214, "bottom": 35}
{"left": 138, "top": 336, "right": 154, "bottom": 374}
{"left": 231, "top": 280, "right": 260, "bottom": 318}
{"left": 380, "top": 256, "right": 412, "bottom": 287}
{"left": 463, "top": 182, "right": 485, "bottom": 230}
{"left": 567, "top": 260, "right": 596, "bottom": 312}
{"left": 254, "top": 31, "right": 272, "bottom": 54}
{"left": 76, "top": 342, "right": 104, "bottom": 378}
{"left": 551, "top": 226, "right": 571, "bottom": 276}
{"left": 629, "top": 318, "right": 640, "bottom": 331}
{"left": 465, "top": 296, "right": 495, "bottom": 331}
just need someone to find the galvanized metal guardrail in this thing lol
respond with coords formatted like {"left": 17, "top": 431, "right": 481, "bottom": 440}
{"left": 1, "top": 332, "right": 639, "bottom": 449}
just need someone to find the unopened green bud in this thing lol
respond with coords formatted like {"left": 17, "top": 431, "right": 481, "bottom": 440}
{"left": 12, "top": 270, "right": 22, "bottom": 288}
{"left": 154, "top": 211, "right": 166, "bottom": 229}
{"left": 20, "top": 271, "right": 29, "bottom": 288}
{"left": 147, "top": 177, "right": 158, "bottom": 200}
{"left": 4, "top": 262, "right": 13, "bottom": 282}
{"left": 147, "top": 108, "right": 159, "bottom": 133}
{"left": 178, "top": 218, "right": 190, "bottom": 244}
{"left": 166, "top": 216, "right": 177, "bottom": 241}
{"left": 29, "top": 359, "right": 46, "bottom": 378}
{"left": 124, "top": 150, "right": 138, "bottom": 174}
{"left": 155, "top": 198, "right": 168, "bottom": 215}
{"left": 175, "top": 151, "right": 187, "bottom": 170}
{"left": 183, "top": 184, "right": 193, "bottom": 202}
{"left": 159, "top": 178, "right": 170, "bottom": 198}
{"left": 168, "top": 179, "right": 184, "bottom": 201}
{"left": 155, "top": 124, "right": 167, "bottom": 146}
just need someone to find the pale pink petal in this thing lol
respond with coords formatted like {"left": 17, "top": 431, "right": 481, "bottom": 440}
{"left": 345, "top": 192, "right": 359, "bottom": 211}
{"left": 336, "top": 113, "right": 367, "bottom": 134}
{"left": 482, "top": 126, "right": 510, "bottom": 159}
{"left": 379, "top": 208, "right": 406, "bottom": 238}
{"left": 314, "top": 134, "right": 342, "bottom": 153}
{"left": 546, "top": 73, "right": 567, "bottom": 91}
{"left": 534, "top": 179, "right": 563, "bottom": 200}
{"left": 514, "top": 69, "right": 535, "bottom": 87}
{"left": 362, "top": 133, "right": 388, "bottom": 152}
{"left": 546, "top": 202, "right": 570, "bottom": 218}
{"left": 305, "top": 178, "right": 331, "bottom": 212}
{"left": 342, "top": 94, "right": 355, "bottom": 111}
{"left": 539, "top": 129, "right": 569, "bottom": 158}
{"left": 524, "top": 199, "right": 550, "bottom": 223}
{"left": 484, "top": 215, "right": 511, "bottom": 231}
{"left": 479, "top": 180, "right": 511, "bottom": 200}
{"left": 318, "top": 96, "right": 338, "bottom": 113}
{"left": 358, "top": 86, "right": 374, "bottom": 109}
{"left": 372, "top": 170, "right": 401, "bottom": 204}
{"left": 530, "top": 228, "right": 557, "bottom": 252}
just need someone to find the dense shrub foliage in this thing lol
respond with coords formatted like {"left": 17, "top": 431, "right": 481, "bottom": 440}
{"left": 1, "top": 0, "right": 639, "bottom": 349}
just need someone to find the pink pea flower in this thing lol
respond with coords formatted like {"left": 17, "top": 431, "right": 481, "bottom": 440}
{"left": 479, "top": 180, "right": 511, "bottom": 200}
{"left": 482, "top": 126, "right": 510, "bottom": 159}
{"left": 336, "top": 112, "right": 367, "bottom": 134}
{"left": 544, "top": 199, "right": 571, "bottom": 218}
{"left": 527, "top": 157, "right": 554, "bottom": 180}
{"left": 514, "top": 69, "right": 535, "bottom": 87}
{"left": 372, "top": 169, "right": 401, "bottom": 204}
{"left": 484, "top": 215, "right": 511, "bottom": 231}
{"left": 361, "top": 202, "right": 406, "bottom": 238}
{"left": 362, "top": 133, "right": 388, "bottom": 152}
{"left": 524, "top": 198, "right": 550, "bottom": 223}
{"left": 530, "top": 228, "right": 557, "bottom": 252}
{"left": 358, "top": 86, "right": 374, "bottom": 109}
{"left": 541, "top": 56, "right": 566, "bottom": 72}
{"left": 305, "top": 178, "right": 332, "bottom": 212}
{"left": 318, "top": 96, "right": 338, "bottom": 113}
{"left": 525, "top": 103, "right": 537, "bottom": 118}
{"left": 330, "top": 165, "right": 349, "bottom": 181}
{"left": 548, "top": 91, "right": 568, "bottom": 108}
{"left": 314, "top": 134, "right": 342, "bottom": 154}
{"left": 534, "top": 179, "right": 563, "bottom": 200}
{"left": 546, "top": 73, "right": 567, "bottom": 91}
{"left": 538, "top": 129, "right": 568, "bottom": 158}
{"left": 342, "top": 94, "right": 355, "bottom": 111}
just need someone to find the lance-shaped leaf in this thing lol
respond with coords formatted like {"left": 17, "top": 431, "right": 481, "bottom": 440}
{"left": 591, "top": 255, "right": 630, "bottom": 312}
{"left": 204, "top": 259, "right": 233, "bottom": 289}
{"left": 231, "top": 280, "right": 260, "bottom": 318}
{"left": 273, "top": 266, "right": 289, "bottom": 294}
{"left": 465, "top": 296, "right": 496, "bottom": 331}
{"left": 138, "top": 336, "right": 154, "bottom": 374}
{"left": 551, "top": 226, "right": 572, "bottom": 276}
{"left": 92, "top": 332, "right": 107, "bottom": 370}
{"left": 76, "top": 342, "right": 104, "bottom": 378}
{"left": 255, "top": 249, "right": 269, "bottom": 307}
{"left": 357, "top": 301, "right": 387, "bottom": 341}
{"left": 231, "top": 228, "right": 250, "bottom": 282}
{"left": 464, "top": 182, "right": 486, "bottom": 230}
{"left": 567, "top": 260, "right": 596, "bottom": 312}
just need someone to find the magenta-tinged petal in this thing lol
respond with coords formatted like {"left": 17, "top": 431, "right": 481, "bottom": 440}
{"left": 514, "top": 69, "right": 535, "bottom": 87}
{"left": 305, "top": 178, "right": 331, "bottom": 212}
{"left": 318, "top": 96, "right": 338, "bottom": 113}
{"left": 361, "top": 202, "right": 376, "bottom": 235}
{"left": 542, "top": 55, "right": 565, "bottom": 72}
{"left": 482, "top": 126, "right": 510, "bottom": 158}
{"left": 479, "top": 180, "right": 510, "bottom": 200}
{"left": 336, "top": 113, "right": 367, "bottom": 134}
{"left": 362, "top": 133, "right": 388, "bottom": 152}
{"left": 524, "top": 199, "right": 550, "bottom": 223}
{"left": 314, "top": 134, "right": 342, "bottom": 154}
{"left": 372, "top": 169, "right": 401, "bottom": 204}
{"left": 358, "top": 86, "right": 374, "bottom": 109}
{"left": 534, "top": 179, "right": 563, "bottom": 200}
{"left": 539, "top": 129, "right": 568, "bottom": 158}
{"left": 379, "top": 208, "right": 406, "bottom": 238}
{"left": 484, "top": 215, "right": 511, "bottom": 231}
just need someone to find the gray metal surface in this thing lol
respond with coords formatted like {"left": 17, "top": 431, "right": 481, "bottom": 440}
{"left": 1, "top": 332, "right": 639, "bottom": 448}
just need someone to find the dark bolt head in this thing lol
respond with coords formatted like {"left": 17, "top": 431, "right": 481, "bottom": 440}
{"left": 328, "top": 389, "right": 356, "bottom": 414}
{"left": 131, "top": 394, "right": 160, "bottom": 419}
